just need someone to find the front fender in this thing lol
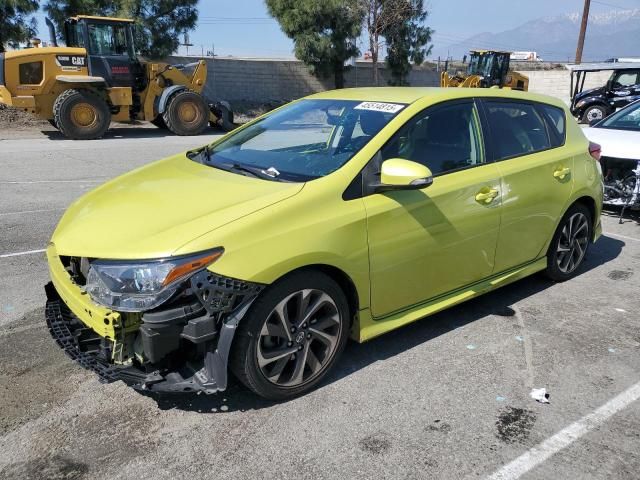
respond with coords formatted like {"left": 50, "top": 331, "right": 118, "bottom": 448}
{"left": 174, "top": 181, "right": 371, "bottom": 310}
{"left": 157, "top": 85, "right": 187, "bottom": 114}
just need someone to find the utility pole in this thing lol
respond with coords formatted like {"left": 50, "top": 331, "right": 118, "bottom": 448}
{"left": 575, "top": 0, "right": 591, "bottom": 64}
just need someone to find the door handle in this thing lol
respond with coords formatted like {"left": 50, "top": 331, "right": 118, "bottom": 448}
{"left": 553, "top": 167, "right": 571, "bottom": 180}
{"left": 475, "top": 188, "right": 499, "bottom": 204}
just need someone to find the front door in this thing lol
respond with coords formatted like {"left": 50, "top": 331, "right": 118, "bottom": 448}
{"left": 481, "top": 99, "right": 575, "bottom": 272}
{"left": 85, "top": 21, "right": 136, "bottom": 88}
{"left": 608, "top": 70, "right": 640, "bottom": 109}
{"left": 363, "top": 100, "right": 502, "bottom": 318}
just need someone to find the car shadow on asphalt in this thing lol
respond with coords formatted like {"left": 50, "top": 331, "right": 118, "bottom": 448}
{"left": 141, "top": 235, "right": 624, "bottom": 413}
{"left": 41, "top": 126, "right": 227, "bottom": 141}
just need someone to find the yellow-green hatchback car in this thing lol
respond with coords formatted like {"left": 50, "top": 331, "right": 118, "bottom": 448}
{"left": 45, "top": 88, "right": 603, "bottom": 399}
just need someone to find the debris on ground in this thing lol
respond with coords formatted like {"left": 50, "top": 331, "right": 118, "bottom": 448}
{"left": 0, "top": 104, "right": 50, "bottom": 130}
{"left": 530, "top": 387, "right": 550, "bottom": 404}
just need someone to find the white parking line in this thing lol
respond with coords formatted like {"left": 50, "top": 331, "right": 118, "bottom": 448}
{"left": 0, "top": 179, "right": 104, "bottom": 184}
{"left": 606, "top": 232, "right": 640, "bottom": 243}
{"left": 0, "top": 249, "right": 46, "bottom": 259}
{"left": 486, "top": 381, "right": 640, "bottom": 480}
{"left": 0, "top": 208, "right": 63, "bottom": 217}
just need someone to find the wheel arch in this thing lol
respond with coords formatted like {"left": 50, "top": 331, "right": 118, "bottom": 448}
{"left": 265, "top": 264, "right": 360, "bottom": 328}
{"left": 573, "top": 195, "right": 596, "bottom": 224}
{"left": 157, "top": 85, "right": 187, "bottom": 114}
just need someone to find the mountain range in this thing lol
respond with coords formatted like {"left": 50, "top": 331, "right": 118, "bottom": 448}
{"left": 433, "top": 9, "right": 640, "bottom": 61}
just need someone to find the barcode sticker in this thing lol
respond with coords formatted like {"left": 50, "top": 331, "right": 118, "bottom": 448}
{"left": 354, "top": 102, "right": 405, "bottom": 113}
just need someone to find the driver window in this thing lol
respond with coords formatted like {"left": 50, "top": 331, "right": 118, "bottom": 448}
{"left": 380, "top": 101, "right": 485, "bottom": 176}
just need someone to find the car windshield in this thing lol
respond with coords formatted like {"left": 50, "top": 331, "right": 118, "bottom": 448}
{"left": 597, "top": 101, "right": 640, "bottom": 131}
{"left": 191, "top": 99, "right": 405, "bottom": 181}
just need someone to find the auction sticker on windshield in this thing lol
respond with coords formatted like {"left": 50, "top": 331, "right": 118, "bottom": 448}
{"left": 354, "top": 101, "right": 405, "bottom": 113}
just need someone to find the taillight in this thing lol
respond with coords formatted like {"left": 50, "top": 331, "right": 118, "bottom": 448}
{"left": 589, "top": 142, "right": 602, "bottom": 161}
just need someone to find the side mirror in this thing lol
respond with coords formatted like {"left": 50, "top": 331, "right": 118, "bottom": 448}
{"left": 373, "top": 158, "right": 433, "bottom": 193}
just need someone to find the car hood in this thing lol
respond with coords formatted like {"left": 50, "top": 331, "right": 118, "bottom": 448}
{"left": 51, "top": 154, "right": 304, "bottom": 259}
{"left": 575, "top": 86, "right": 605, "bottom": 102}
{"left": 583, "top": 127, "right": 640, "bottom": 160}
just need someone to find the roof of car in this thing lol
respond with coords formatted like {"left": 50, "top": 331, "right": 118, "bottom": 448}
{"left": 307, "top": 87, "right": 566, "bottom": 108}
{"left": 567, "top": 62, "right": 640, "bottom": 72}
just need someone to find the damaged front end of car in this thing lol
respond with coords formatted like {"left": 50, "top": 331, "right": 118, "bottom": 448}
{"left": 44, "top": 246, "right": 264, "bottom": 394}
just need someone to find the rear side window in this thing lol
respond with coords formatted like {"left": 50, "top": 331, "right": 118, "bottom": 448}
{"left": 539, "top": 104, "right": 566, "bottom": 147}
{"left": 485, "top": 101, "right": 550, "bottom": 160}
{"left": 19, "top": 61, "right": 43, "bottom": 85}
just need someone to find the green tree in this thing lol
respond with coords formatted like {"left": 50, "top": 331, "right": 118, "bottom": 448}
{"left": 0, "top": 0, "right": 40, "bottom": 52}
{"left": 361, "top": 0, "right": 412, "bottom": 85}
{"left": 44, "top": 0, "right": 198, "bottom": 59}
{"left": 266, "top": 0, "right": 363, "bottom": 89}
{"left": 382, "top": 0, "right": 432, "bottom": 86}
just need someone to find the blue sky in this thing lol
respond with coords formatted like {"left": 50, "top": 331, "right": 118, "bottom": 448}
{"left": 34, "top": 0, "right": 640, "bottom": 58}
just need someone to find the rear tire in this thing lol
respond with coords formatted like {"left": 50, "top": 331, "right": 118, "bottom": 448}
{"left": 53, "top": 89, "right": 111, "bottom": 140}
{"left": 162, "top": 90, "right": 209, "bottom": 136}
{"left": 545, "top": 203, "right": 592, "bottom": 282}
{"left": 230, "top": 271, "right": 349, "bottom": 400}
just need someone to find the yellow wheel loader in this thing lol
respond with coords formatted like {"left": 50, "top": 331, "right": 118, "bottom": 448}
{"left": 0, "top": 15, "right": 234, "bottom": 140}
{"left": 440, "top": 50, "right": 529, "bottom": 91}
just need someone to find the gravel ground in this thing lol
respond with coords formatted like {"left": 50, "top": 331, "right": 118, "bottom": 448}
{"left": 0, "top": 128, "right": 639, "bottom": 479}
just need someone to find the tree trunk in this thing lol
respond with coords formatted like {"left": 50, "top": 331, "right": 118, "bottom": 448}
{"left": 334, "top": 64, "right": 345, "bottom": 89}
{"left": 372, "top": 49, "right": 379, "bottom": 85}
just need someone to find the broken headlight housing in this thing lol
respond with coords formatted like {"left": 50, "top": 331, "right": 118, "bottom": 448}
{"left": 85, "top": 248, "right": 223, "bottom": 312}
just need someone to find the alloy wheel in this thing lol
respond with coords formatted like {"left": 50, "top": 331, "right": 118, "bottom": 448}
{"left": 556, "top": 212, "right": 589, "bottom": 274}
{"left": 586, "top": 108, "right": 604, "bottom": 122}
{"left": 257, "top": 289, "right": 341, "bottom": 387}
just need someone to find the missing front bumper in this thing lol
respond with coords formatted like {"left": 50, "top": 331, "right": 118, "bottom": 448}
{"left": 44, "top": 277, "right": 260, "bottom": 394}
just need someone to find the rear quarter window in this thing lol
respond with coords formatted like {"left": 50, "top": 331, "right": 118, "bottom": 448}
{"left": 539, "top": 104, "right": 566, "bottom": 148}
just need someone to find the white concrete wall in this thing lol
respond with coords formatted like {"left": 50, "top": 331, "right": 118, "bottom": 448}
{"left": 519, "top": 70, "right": 611, "bottom": 104}
{"left": 167, "top": 56, "right": 614, "bottom": 106}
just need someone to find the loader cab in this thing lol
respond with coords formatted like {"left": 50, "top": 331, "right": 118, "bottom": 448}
{"left": 64, "top": 16, "right": 140, "bottom": 89}
{"left": 467, "top": 50, "right": 510, "bottom": 88}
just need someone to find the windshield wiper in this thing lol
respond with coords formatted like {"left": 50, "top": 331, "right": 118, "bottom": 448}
{"left": 186, "top": 145, "right": 208, "bottom": 163}
{"left": 219, "top": 162, "right": 281, "bottom": 180}
{"left": 188, "top": 146, "right": 283, "bottom": 181}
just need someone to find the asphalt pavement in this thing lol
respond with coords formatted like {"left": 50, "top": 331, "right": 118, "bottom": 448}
{"left": 0, "top": 125, "right": 639, "bottom": 480}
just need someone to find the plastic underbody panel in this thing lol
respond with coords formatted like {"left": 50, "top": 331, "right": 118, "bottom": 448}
{"left": 44, "top": 264, "right": 264, "bottom": 394}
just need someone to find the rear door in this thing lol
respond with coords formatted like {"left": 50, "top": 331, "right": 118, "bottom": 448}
{"left": 481, "top": 99, "right": 574, "bottom": 272}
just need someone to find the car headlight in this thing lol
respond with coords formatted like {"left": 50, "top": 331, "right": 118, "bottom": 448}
{"left": 575, "top": 100, "right": 586, "bottom": 108}
{"left": 85, "top": 248, "right": 223, "bottom": 312}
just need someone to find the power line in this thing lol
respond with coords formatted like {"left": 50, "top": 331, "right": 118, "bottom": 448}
{"left": 591, "top": 0, "right": 635, "bottom": 10}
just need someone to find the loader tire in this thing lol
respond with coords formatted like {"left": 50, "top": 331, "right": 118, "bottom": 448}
{"left": 162, "top": 90, "right": 209, "bottom": 136}
{"left": 53, "top": 89, "right": 111, "bottom": 140}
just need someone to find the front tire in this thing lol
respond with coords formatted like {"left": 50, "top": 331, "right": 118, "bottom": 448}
{"left": 581, "top": 105, "right": 607, "bottom": 124}
{"left": 162, "top": 90, "right": 209, "bottom": 136}
{"left": 53, "top": 89, "right": 111, "bottom": 140}
{"left": 545, "top": 204, "right": 592, "bottom": 281}
{"left": 230, "top": 271, "right": 349, "bottom": 400}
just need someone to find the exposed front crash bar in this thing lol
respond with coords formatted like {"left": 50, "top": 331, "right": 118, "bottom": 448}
{"left": 45, "top": 281, "right": 256, "bottom": 394}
